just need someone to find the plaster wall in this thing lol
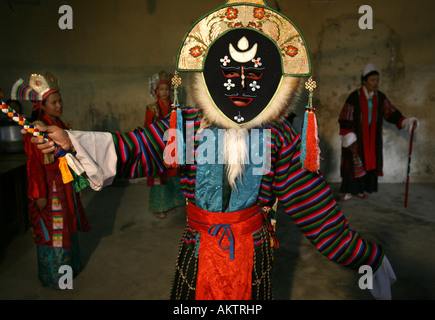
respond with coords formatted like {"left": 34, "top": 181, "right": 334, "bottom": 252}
{"left": 1, "top": 0, "right": 434, "bottom": 182}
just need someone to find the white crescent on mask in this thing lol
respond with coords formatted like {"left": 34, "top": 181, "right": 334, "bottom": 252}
{"left": 229, "top": 42, "right": 258, "bottom": 63}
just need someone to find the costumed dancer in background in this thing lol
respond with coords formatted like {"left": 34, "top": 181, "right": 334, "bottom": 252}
{"left": 17, "top": 72, "right": 90, "bottom": 288}
{"left": 339, "top": 63, "right": 420, "bottom": 201}
{"left": 26, "top": 1, "right": 396, "bottom": 300}
{"left": 144, "top": 72, "right": 185, "bottom": 219}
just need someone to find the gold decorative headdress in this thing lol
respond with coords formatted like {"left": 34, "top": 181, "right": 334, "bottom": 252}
{"left": 176, "top": 0, "right": 311, "bottom": 76}
{"left": 29, "top": 72, "right": 59, "bottom": 100}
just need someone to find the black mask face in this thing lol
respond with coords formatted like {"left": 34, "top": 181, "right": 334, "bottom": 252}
{"left": 203, "top": 28, "right": 282, "bottom": 125}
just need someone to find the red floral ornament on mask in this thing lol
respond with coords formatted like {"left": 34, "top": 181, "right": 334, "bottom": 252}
{"left": 285, "top": 45, "right": 298, "bottom": 57}
{"left": 253, "top": 7, "right": 265, "bottom": 19}
{"left": 226, "top": 7, "right": 238, "bottom": 19}
{"left": 190, "top": 46, "right": 203, "bottom": 57}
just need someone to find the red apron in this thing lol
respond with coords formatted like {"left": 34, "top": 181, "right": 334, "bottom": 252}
{"left": 187, "top": 202, "right": 265, "bottom": 300}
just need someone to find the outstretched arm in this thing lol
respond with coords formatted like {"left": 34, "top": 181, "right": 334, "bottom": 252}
{"left": 273, "top": 135, "right": 395, "bottom": 299}
{"left": 22, "top": 118, "right": 172, "bottom": 189}
{"left": 381, "top": 97, "right": 420, "bottom": 134}
{"left": 111, "top": 118, "right": 171, "bottom": 179}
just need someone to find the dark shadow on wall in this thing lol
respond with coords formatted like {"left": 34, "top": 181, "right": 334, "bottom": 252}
{"left": 89, "top": 103, "right": 121, "bottom": 133}
{"left": 91, "top": 115, "right": 121, "bottom": 133}
{"left": 147, "top": 0, "right": 157, "bottom": 14}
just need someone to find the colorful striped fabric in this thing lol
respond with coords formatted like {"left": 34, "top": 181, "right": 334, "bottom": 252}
{"left": 51, "top": 180, "right": 64, "bottom": 248}
{"left": 11, "top": 78, "right": 41, "bottom": 101}
{"left": 351, "top": 143, "right": 366, "bottom": 178}
{"left": 339, "top": 91, "right": 401, "bottom": 127}
{"left": 340, "top": 103, "right": 354, "bottom": 122}
{"left": 112, "top": 107, "right": 384, "bottom": 272}
{"left": 383, "top": 96, "right": 401, "bottom": 119}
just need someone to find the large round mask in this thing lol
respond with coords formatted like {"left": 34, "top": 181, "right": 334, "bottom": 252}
{"left": 203, "top": 28, "right": 282, "bottom": 125}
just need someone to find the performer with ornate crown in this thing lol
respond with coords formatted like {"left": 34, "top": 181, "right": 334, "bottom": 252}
{"left": 144, "top": 71, "right": 185, "bottom": 219}
{"left": 17, "top": 72, "right": 90, "bottom": 288}
{"left": 24, "top": 0, "right": 396, "bottom": 299}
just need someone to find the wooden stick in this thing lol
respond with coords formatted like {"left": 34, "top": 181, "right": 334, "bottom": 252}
{"left": 404, "top": 120, "right": 416, "bottom": 208}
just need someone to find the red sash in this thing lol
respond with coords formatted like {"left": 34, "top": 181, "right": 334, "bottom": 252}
{"left": 360, "top": 88, "right": 377, "bottom": 171}
{"left": 187, "top": 202, "right": 264, "bottom": 300}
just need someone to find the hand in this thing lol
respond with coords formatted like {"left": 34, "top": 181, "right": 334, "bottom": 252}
{"left": 342, "top": 132, "right": 357, "bottom": 148}
{"left": 402, "top": 117, "right": 420, "bottom": 133}
{"left": 21, "top": 125, "right": 72, "bottom": 154}
{"left": 35, "top": 198, "right": 48, "bottom": 210}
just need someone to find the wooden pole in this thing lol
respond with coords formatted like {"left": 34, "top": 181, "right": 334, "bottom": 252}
{"left": 404, "top": 121, "right": 416, "bottom": 208}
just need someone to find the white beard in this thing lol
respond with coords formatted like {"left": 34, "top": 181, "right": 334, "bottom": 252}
{"left": 224, "top": 128, "right": 249, "bottom": 190}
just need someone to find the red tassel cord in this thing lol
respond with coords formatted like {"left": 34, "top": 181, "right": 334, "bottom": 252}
{"left": 301, "top": 77, "right": 320, "bottom": 173}
{"left": 163, "top": 106, "right": 179, "bottom": 168}
{"left": 303, "top": 109, "right": 320, "bottom": 172}
{"left": 163, "top": 72, "right": 184, "bottom": 168}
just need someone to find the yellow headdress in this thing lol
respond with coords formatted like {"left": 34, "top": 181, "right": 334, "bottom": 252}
{"left": 29, "top": 72, "right": 59, "bottom": 100}
{"left": 176, "top": 0, "right": 311, "bottom": 76}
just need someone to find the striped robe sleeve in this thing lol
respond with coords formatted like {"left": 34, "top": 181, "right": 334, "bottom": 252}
{"left": 382, "top": 96, "right": 405, "bottom": 129}
{"left": 112, "top": 119, "right": 170, "bottom": 180}
{"left": 272, "top": 134, "right": 385, "bottom": 272}
{"left": 339, "top": 102, "right": 355, "bottom": 136}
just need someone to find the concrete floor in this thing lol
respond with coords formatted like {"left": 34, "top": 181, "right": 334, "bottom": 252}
{"left": 0, "top": 180, "right": 434, "bottom": 300}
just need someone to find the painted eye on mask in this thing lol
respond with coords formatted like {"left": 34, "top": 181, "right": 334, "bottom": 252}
{"left": 245, "top": 71, "right": 262, "bottom": 80}
{"left": 222, "top": 70, "right": 240, "bottom": 78}
{"left": 222, "top": 70, "right": 263, "bottom": 79}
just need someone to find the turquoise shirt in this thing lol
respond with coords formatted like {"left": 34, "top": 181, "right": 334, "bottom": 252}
{"left": 194, "top": 126, "right": 268, "bottom": 212}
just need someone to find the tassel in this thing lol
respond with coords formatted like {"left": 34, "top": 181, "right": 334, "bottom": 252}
{"left": 169, "top": 105, "right": 177, "bottom": 129}
{"left": 301, "top": 77, "right": 320, "bottom": 172}
{"left": 163, "top": 72, "right": 183, "bottom": 168}
{"left": 65, "top": 153, "right": 90, "bottom": 192}
{"left": 58, "top": 156, "right": 74, "bottom": 184}
{"left": 303, "top": 108, "right": 320, "bottom": 172}
{"left": 300, "top": 107, "right": 309, "bottom": 165}
{"left": 55, "top": 147, "right": 76, "bottom": 185}
{"left": 176, "top": 106, "right": 184, "bottom": 165}
{"left": 163, "top": 104, "right": 179, "bottom": 168}
{"left": 70, "top": 170, "right": 90, "bottom": 192}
